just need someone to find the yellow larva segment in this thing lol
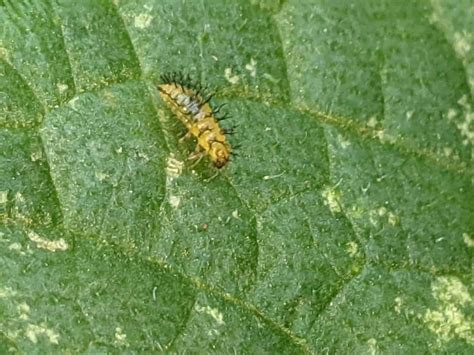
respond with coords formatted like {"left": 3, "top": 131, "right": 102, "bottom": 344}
{"left": 158, "top": 83, "right": 231, "bottom": 168}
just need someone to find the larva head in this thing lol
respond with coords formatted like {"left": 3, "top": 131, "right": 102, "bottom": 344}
{"left": 210, "top": 141, "right": 231, "bottom": 169}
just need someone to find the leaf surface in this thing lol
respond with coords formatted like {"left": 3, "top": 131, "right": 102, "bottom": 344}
{"left": 1, "top": 0, "right": 473, "bottom": 353}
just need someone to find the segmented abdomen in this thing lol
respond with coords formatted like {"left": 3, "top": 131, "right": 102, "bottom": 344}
{"left": 158, "top": 77, "right": 231, "bottom": 168}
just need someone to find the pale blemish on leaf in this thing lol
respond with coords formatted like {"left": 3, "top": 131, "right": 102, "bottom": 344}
{"left": 375, "top": 130, "right": 396, "bottom": 144}
{"left": 322, "top": 186, "right": 342, "bottom": 214}
{"left": 447, "top": 108, "right": 457, "bottom": 120}
{"left": 453, "top": 32, "right": 472, "bottom": 59}
{"left": 347, "top": 205, "right": 365, "bottom": 220}
{"left": 134, "top": 13, "right": 153, "bottom": 29}
{"left": 27, "top": 231, "right": 68, "bottom": 252}
{"left": 369, "top": 208, "right": 382, "bottom": 227}
{"left": 0, "top": 41, "right": 9, "bottom": 61}
{"left": 245, "top": 58, "right": 257, "bottom": 77}
{"left": 169, "top": 195, "right": 181, "bottom": 209}
{"left": 195, "top": 304, "right": 225, "bottom": 326}
{"left": 68, "top": 97, "right": 80, "bottom": 110}
{"left": 346, "top": 241, "right": 358, "bottom": 257}
{"left": 394, "top": 296, "right": 402, "bottom": 314}
{"left": 0, "top": 191, "right": 7, "bottom": 204}
{"left": 232, "top": 209, "right": 240, "bottom": 219}
{"left": 30, "top": 150, "right": 43, "bottom": 162}
{"left": 207, "top": 329, "right": 220, "bottom": 336}
{"left": 337, "top": 134, "right": 351, "bottom": 149}
{"left": 15, "top": 192, "right": 25, "bottom": 203}
{"left": 102, "top": 91, "right": 118, "bottom": 107}
{"left": 224, "top": 68, "right": 240, "bottom": 85}
{"left": 95, "top": 171, "right": 109, "bottom": 181}
{"left": 166, "top": 155, "right": 183, "bottom": 180}
{"left": 443, "top": 147, "right": 453, "bottom": 157}
{"left": 262, "top": 73, "right": 278, "bottom": 83}
{"left": 375, "top": 129, "right": 386, "bottom": 141}
{"left": 455, "top": 95, "right": 474, "bottom": 148}
{"left": 26, "top": 323, "right": 59, "bottom": 344}
{"left": 463, "top": 233, "right": 474, "bottom": 247}
{"left": 377, "top": 206, "right": 387, "bottom": 216}
{"left": 406, "top": 110, "right": 414, "bottom": 120}
{"left": 166, "top": 157, "right": 183, "bottom": 211}
{"left": 370, "top": 207, "right": 398, "bottom": 227}
{"left": 387, "top": 211, "right": 399, "bottom": 226}
{"left": 423, "top": 276, "right": 473, "bottom": 345}
{"left": 56, "top": 83, "right": 69, "bottom": 94}
{"left": 17, "top": 302, "right": 30, "bottom": 320}
{"left": 0, "top": 286, "right": 17, "bottom": 298}
{"left": 367, "top": 338, "right": 378, "bottom": 355}
{"left": 12, "top": 192, "right": 33, "bottom": 225}
{"left": 8, "top": 242, "right": 22, "bottom": 252}
{"left": 115, "top": 327, "right": 128, "bottom": 346}
{"left": 367, "top": 116, "right": 378, "bottom": 128}
{"left": 137, "top": 151, "right": 150, "bottom": 162}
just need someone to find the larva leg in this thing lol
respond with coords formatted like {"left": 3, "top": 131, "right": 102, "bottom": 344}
{"left": 187, "top": 144, "right": 205, "bottom": 167}
{"left": 203, "top": 171, "right": 219, "bottom": 182}
{"left": 179, "top": 131, "right": 193, "bottom": 143}
{"left": 187, "top": 151, "right": 202, "bottom": 160}
{"left": 188, "top": 150, "right": 204, "bottom": 168}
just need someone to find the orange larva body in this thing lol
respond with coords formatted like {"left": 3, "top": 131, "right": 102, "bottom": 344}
{"left": 158, "top": 79, "right": 231, "bottom": 168}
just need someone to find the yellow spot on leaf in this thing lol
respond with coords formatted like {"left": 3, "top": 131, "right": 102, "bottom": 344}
{"left": 26, "top": 323, "right": 59, "bottom": 344}
{"left": 18, "top": 302, "right": 30, "bottom": 320}
{"left": 346, "top": 241, "right": 358, "bottom": 257}
{"left": 134, "top": 13, "right": 153, "bottom": 29}
{"left": 56, "top": 83, "right": 69, "bottom": 94}
{"left": 115, "top": 327, "right": 128, "bottom": 346}
{"left": 224, "top": 68, "right": 240, "bottom": 85}
{"left": 322, "top": 187, "right": 342, "bottom": 214}
{"left": 195, "top": 304, "right": 225, "bottom": 325}
{"left": 169, "top": 195, "right": 181, "bottom": 209}
{"left": 424, "top": 277, "right": 473, "bottom": 345}
{"left": 245, "top": 58, "right": 257, "bottom": 77}
{"left": 463, "top": 233, "right": 474, "bottom": 247}
{"left": 388, "top": 212, "right": 399, "bottom": 226}
{"left": 8, "top": 242, "right": 22, "bottom": 252}
{"left": 0, "top": 286, "right": 17, "bottom": 298}
{"left": 28, "top": 231, "right": 68, "bottom": 252}
{"left": 394, "top": 296, "right": 402, "bottom": 314}
{"left": 0, "top": 191, "right": 7, "bottom": 204}
{"left": 166, "top": 155, "right": 183, "bottom": 180}
{"left": 367, "top": 116, "right": 378, "bottom": 128}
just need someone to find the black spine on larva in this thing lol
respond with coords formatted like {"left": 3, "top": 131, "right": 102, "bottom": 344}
{"left": 222, "top": 126, "right": 237, "bottom": 135}
{"left": 160, "top": 72, "right": 171, "bottom": 83}
{"left": 213, "top": 103, "right": 227, "bottom": 115}
{"left": 202, "top": 94, "right": 213, "bottom": 105}
{"left": 159, "top": 72, "right": 238, "bottom": 166}
{"left": 160, "top": 72, "right": 204, "bottom": 92}
{"left": 217, "top": 113, "right": 231, "bottom": 122}
{"left": 177, "top": 72, "right": 183, "bottom": 84}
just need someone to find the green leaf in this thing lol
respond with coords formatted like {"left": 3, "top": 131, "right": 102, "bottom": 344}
{"left": 1, "top": 0, "right": 473, "bottom": 353}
